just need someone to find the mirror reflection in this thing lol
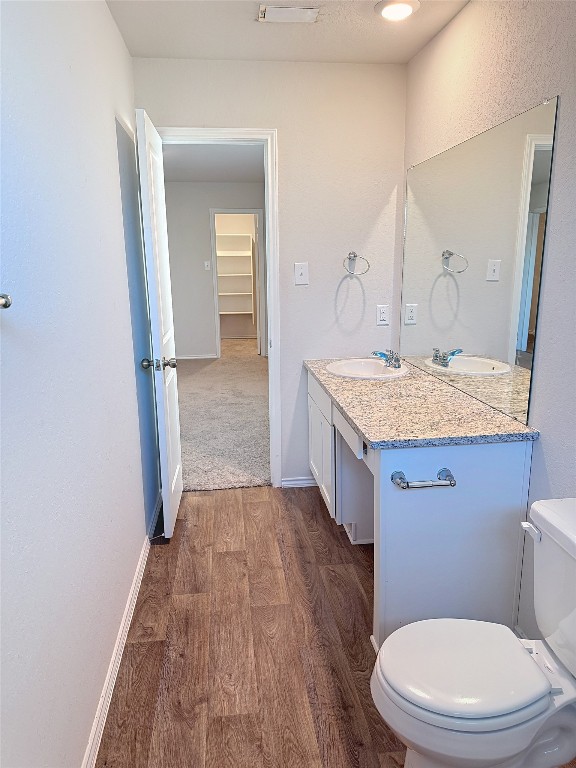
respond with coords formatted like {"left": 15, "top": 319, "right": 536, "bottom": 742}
{"left": 400, "top": 98, "right": 557, "bottom": 423}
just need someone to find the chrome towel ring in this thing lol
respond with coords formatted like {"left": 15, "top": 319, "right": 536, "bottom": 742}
{"left": 442, "top": 249, "right": 469, "bottom": 274}
{"left": 344, "top": 251, "right": 370, "bottom": 276}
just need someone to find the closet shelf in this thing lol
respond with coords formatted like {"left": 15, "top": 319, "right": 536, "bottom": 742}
{"left": 218, "top": 273, "right": 252, "bottom": 277}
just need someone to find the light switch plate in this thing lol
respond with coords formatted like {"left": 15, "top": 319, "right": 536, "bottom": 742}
{"left": 376, "top": 304, "right": 389, "bottom": 326}
{"left": 486, "top": 259, "right": 501, "bottom": 281}
{"left": 204, "top": 260, "right": 211, "bottom": 271}
{"left": 294, "top": 262, "right": 309, "bottom": 285}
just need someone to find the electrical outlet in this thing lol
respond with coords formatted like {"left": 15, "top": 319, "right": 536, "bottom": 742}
{"left": 376, "top": 304, "right": 389, "bottom": 326}
{"left": 294, "top": 262, "right": 309, "bottom": 285}
{"left": 404, "top": 303, "right": 417, "bottom": 325}
{"left": 204, "top": 261, "right": 211, "bottom": 271}
{"left": 486, "top": 259, "right": 501, "bottom": 281}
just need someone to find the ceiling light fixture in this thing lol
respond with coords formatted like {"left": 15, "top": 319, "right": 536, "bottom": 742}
{"left": 258, "top": 5, "right": 320, "bottom": 23}
{"left": 374, "top": 0, "right": 421, "bottom": 21}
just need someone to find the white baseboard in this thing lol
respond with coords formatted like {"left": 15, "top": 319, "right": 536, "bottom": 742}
{"left": 281, "top": 476, "right": 317, "bottom": 488}
{"left": 81, "top": 536, "right": 151, "bottom": 768}
{"left": 177, "top": 354, "right": 218, "bottom": 360}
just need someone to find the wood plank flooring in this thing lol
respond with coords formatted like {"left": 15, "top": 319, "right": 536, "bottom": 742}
{"left": 96, "top": 487, "right": 576, "bottom": 768}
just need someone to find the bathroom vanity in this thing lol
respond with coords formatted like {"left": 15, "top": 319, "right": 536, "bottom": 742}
{"left": 305, "top": 359, "right": 539, "bottom": 650}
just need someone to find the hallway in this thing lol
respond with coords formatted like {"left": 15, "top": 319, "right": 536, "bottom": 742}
{"left": 177, "top": 339, "right": 270, "bottom": 490}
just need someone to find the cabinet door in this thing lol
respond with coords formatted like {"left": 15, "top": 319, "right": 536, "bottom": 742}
{"left": 320, "top": 415, "right": 334, "bottom": 517}
{"left": 308, "top": 395, "right": 334, "bottom": 517}
{"left": 308, "top": 395, "right": 322, "bottom": 485}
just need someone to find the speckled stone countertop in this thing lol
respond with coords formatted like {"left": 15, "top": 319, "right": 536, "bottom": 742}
{"left": 406, "top": 356, "right": 531, "bottom": 423}
{"left": 304, "top": 359, "right": 538, "bottom": 450}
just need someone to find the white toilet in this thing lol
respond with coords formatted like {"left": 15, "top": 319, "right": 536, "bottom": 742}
{"left": 371, "top": 498, "right": 576, "bottom": 768}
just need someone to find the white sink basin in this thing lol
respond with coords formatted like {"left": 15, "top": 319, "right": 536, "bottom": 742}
{"left": 424, "top": 355, "right": 511, "bottom": 376}
{"left": 326, "top": 358, "right": 409, "bottom": 380}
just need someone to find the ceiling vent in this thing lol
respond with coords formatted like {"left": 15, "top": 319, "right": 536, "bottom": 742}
{"left": 258, "top": 5, "right": 320, "bottom": 23}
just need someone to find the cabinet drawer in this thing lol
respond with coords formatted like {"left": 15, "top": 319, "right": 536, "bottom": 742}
{"left": 308, "top": 375, "right": 332, "bottom": 423}
{"left": 333, "top": 406, "right": 363, "bottom": 459}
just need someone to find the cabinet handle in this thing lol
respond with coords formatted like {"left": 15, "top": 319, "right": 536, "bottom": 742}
{"left": 391, "top": 468, "right": 456, "bottom": 490}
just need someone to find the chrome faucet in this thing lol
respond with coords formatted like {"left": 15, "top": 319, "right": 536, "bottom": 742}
{"left": 432, "top": 347, "right": 463, "bottom": 367}
{"left": 372, "top": 350, "right": 402, "bottom": 369}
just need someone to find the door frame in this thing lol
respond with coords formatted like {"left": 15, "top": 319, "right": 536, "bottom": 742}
{"left": 207, "top": 211, "right": 222, "bottom": 359}
{"left": 158, "top": 127, "right": 281, "bottom": 487}
{"left": 509, "top": 134, "right": 553, "bottom": 363}
{"left": 517, "top": 212, "right": 540, "bottom": 352}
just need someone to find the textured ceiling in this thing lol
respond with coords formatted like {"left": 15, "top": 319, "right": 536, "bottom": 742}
{"left": 163, "top": 143, "right": 265, "bottom": 182}
{"left": 107, "top": 0, "right": 468, "bottom": 64}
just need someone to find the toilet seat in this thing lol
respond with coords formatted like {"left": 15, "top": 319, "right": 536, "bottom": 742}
{"left": 373, "top": 661, "right": 551, "bottom": 733}
{"left": 377, "top": 619, "right": 552, "bottom": 732}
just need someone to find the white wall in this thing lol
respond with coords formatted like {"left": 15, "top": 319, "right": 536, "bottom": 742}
{"left": 135, "top": 59, "right": 406, "bottom": 481}
{"left": 405, "top": 0, "right": 576, "bottom": 636}
{"left": 401, "top": 102, "right": 555, "bottom": 363}
{"left": 0, "top": 3, "right": 146, "bottom": 766}
{"left": 165, "top": 182, "right": 264, "bottom": 357}
{"left": 529, "top": 181, "right": 549, "bottom": 212}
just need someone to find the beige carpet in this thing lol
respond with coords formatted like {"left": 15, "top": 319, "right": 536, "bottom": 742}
{"left": 177, "top": 339, "right": 270, "bottom": 490}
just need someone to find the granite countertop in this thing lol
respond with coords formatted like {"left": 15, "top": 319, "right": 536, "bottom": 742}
{"left": 406, "top": 356, "right": 531, "bottom": 423}
{"left": 304, "top": 359, "right": 539, "bottom": 450}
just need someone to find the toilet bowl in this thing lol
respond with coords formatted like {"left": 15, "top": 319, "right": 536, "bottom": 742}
{"left": 370, "top": 498, "right": 576, "bottom": 768}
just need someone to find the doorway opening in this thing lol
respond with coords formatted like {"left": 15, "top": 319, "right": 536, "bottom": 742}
{"left": 513, "top": 136, "right": 553, "bottom": 370}
{"left": 160, "top": 131, "right": 280, "bottom": 490}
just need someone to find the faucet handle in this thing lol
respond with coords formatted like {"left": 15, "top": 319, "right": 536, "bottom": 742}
{"left": 432, "top": 348, "right": 440, "bottom": 362}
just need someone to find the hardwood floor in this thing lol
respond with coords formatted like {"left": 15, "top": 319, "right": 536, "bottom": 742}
{"left": 96, "top": 487, "right": 576, "bottom": 768}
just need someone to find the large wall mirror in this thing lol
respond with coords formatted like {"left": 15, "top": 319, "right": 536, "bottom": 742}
{"left": 400, "top": 98, "right": 558, "bottom": 423}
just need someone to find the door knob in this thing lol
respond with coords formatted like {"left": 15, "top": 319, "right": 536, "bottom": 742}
{"left": 0, "top": 293, "right": 12, "bottom": 309}
{"left": 162, "top": 357, "right": 177, "bottom": 369}
{"left": 141, "top": 358, "right": 154, "bottom": 370}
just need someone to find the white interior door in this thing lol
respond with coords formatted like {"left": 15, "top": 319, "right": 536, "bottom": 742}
{"left": 135, "top": 109, "right": 183, "bottom": 538}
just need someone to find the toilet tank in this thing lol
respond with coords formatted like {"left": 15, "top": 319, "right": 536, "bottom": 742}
{"left": 530, "top": 498, "right": 576, "bottom": 676}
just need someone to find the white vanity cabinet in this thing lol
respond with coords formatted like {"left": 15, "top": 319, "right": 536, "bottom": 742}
{"left": 305, "top": 365, "right": 537, "bottom": 650}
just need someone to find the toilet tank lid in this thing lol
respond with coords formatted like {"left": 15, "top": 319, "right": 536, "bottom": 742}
{"left": 530, "top": 499, "right": 576, "bottom": 558}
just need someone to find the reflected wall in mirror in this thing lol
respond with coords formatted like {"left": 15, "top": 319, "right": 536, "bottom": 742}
{"left": 400, "top": 98, "right": 558, "bottom": 423}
